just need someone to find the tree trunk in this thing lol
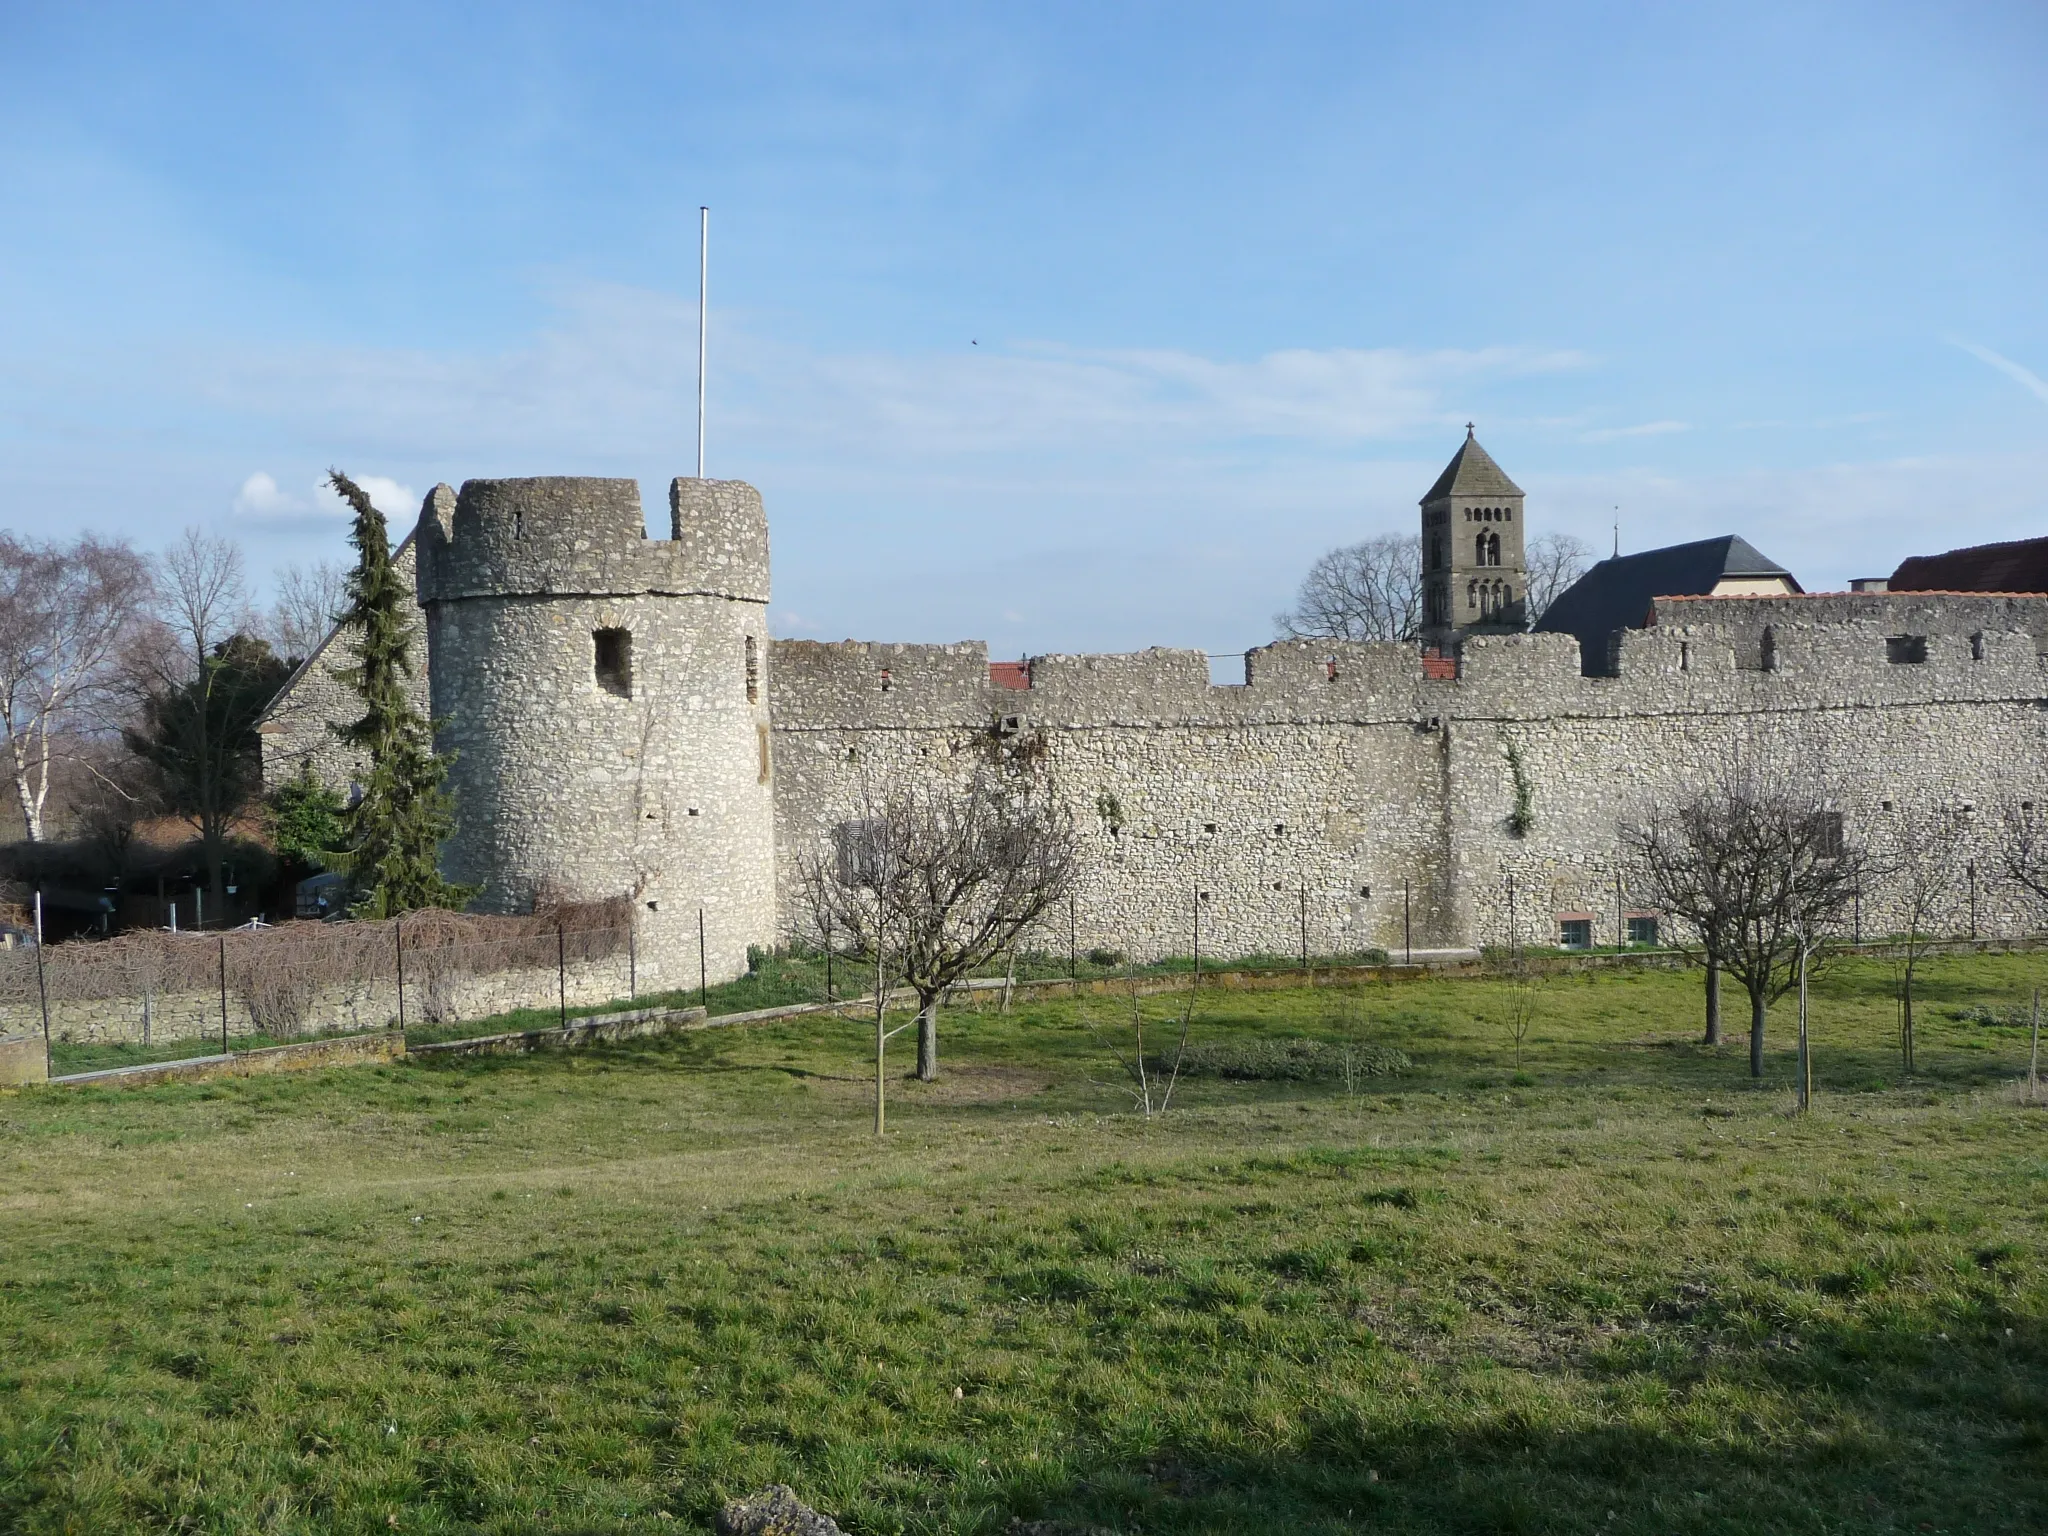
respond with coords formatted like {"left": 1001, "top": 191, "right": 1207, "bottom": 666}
{"left": 915, "top": 996, "right": 939, "bottom": 1082}
{"left": 1704, "top": 957, "right": 1721, "bottom": 1046}
{"left": 1749, "top": 989, "right": 1767, "bottom": 1080}
{"left": 1901, "top": 961, "right": 1916, "bottom": 1076}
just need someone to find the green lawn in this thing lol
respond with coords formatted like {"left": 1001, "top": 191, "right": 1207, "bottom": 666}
{"left": 2, "top": 955, "right": 2044, "bottom": 1534}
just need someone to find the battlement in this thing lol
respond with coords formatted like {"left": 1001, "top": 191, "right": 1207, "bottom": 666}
{"left": 415, "top": 475, "right": 769, "bottom": 605}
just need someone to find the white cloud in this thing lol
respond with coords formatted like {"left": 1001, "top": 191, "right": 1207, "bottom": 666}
{"left": 1952, "top": 338, "right": 2048, "bottom": 409}
{"left": 231, "top": 470, "right": 305, "bottom": 519}
{"left": 1580, "top": 419, "right": 1690, "bottom": 443}
{"left": 323, "top": 474, "right": 419, "bottom": 517}
{"left": 232, "top": 469, "right": 417, "bottom": 528}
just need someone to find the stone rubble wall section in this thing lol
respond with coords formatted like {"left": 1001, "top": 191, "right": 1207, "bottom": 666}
{"left": 417, "top": 477, "right": 775, "bottom": 987}
{"left": 0, "top": 955, "right": 634, "bottom": 1047}
{"left": 769, "top": 598, "right": 2048, "bottom": 958}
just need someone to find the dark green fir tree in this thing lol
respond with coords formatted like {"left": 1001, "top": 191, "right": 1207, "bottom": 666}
{"left": 327, "top": 469, "right": 474, "bottom": 917}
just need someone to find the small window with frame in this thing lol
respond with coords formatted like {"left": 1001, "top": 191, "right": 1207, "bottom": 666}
{"left": 1886, "top": 635, "right": 1928, "bottom": 665}
{"left": 1559, "top": 918, "right": 1593, "bottom": 950}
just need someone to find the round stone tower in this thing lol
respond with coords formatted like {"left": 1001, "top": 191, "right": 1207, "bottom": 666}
{"left": 414, "top": 475, "right": 774, "bottom": 986}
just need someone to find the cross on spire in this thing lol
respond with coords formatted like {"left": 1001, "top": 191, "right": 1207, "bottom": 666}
{"left": 1466, "top": 421, "right": 1475, "bottom": 437}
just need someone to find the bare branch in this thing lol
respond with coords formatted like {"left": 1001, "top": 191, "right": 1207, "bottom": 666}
{"left": 1275, "top": 533, "right": 1423, "bottom": 643}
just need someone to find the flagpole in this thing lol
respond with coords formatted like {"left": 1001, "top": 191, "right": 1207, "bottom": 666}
{"left": 697, "top": 206, "right": 708, "bottom": 478}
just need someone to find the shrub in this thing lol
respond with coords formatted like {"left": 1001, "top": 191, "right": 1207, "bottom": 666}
{"left": 1156, "top": 1038, "right": 1410, "bottom": 1082}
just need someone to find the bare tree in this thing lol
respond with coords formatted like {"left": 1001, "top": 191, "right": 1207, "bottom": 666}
{"left": 0, "top": 533, "right": 152, "bottom": 841}
{"left": 1998, "top": 796, "right": 2048, "bottom": 920}
{"left": 1878, "top": 802, "right": 1970, "bottom": 1075}
{"left": 123, "top": 530, "right": 279, "bottom": 923}
{"left": 1525, "top": 532, "right": 1593, "bottom": 624}
{"left": 1622, "top": 829, "right": 1731, "bottom": 1047}
{"left": 1093, "top": 972, "right": 1197, "bottom": 1117}
{"left": 161, "top": 529, "right": 251, "bottom": 674}
{"left": 265, "top": 560, "right": 348, "bottom": 666}
{"left": 1625, "top": 766, "right": 1868, "bottom": 1078}
{"left": 801, "top": 760, "right": 1077, "bottom": 1084}
{"left": 1275, "top": 533, "right": 1423, "bottom": 643}
{"left": 1501, "top": 968, "right": 1539, "bottom": 1070}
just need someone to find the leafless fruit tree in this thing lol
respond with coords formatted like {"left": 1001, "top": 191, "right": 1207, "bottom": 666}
{"left": 0, "top": 533, "right": 152, "bottom": 840}
{"left": 1524, "top": 532, "right": 1593, "bottom": 624}
{"left": 1501, "top": 968, "right": 1539, "bottom": 1069}
{"left": 800, "top": 760, "right": 1076, "bottom": 1086}
{"left": 1625, "top": 766, "right": 1869, "bottom": 1078}
{"left": 1092, "top": 972, "right": 1197, "bottom": 1117}
{"left": 1877, "top": 802, "right": 1971, "bottom": 1075}
{"left": 1274, "top": 533, "right": 1423, "bottom": 643}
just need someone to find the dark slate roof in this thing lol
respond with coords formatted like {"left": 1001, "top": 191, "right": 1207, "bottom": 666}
{"left": 1890, "top": 534, "right": 2048, "bottom": 595}
{"left": 1420, "top": 429, "right": 1524, "bottom": 503}
{"left": 1533, "top": 535, "right": 1798, "bottom": 654}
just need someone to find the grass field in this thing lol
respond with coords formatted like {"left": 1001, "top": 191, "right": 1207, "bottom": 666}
{"left": 3, "top": 954, "right": 2045, "bottom": 1533}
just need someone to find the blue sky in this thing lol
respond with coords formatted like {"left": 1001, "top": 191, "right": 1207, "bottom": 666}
{"left": 3, "top": 1, "right": 2045, "bottom": 656}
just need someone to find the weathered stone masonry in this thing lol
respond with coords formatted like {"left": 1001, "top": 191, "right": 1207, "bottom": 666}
{"left": 262, "top": 470, "right": 2048, "bottom": 984}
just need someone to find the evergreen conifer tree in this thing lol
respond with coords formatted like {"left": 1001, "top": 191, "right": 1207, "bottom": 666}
{"left": 327, "top": 470, "right": 473, "bottom": 916}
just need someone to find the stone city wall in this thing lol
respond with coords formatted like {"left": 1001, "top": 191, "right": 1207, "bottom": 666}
{"left": 769, "top": 594, "right": 2048, "bottom": 959}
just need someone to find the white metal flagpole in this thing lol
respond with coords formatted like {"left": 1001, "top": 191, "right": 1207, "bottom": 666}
{"left": 697, "top": 205, "right": 708, "bottom": 478}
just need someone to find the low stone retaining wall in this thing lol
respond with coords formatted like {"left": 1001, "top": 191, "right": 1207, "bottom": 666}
{"left": 409, "top": 1005, "right": 710, "bottom": 1059}
{"left": 2, "top": 955, "right": 635, "bottom": 1048}
{"left": 50, "top": 1030, "right": 405, "bottom": 1090}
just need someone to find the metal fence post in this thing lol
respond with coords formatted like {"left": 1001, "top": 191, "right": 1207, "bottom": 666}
{"left": 1299, "top": 884, "right": 1308, "bottom": 974}
{"left": 218, "top": 934, "right": 229, "bottom": 1054}
{"left": 628, "top": 916, "right": 636, "bottom": 1000}
{"left": 557, "top": 917, "right": 567, "bottom": 1026}
{"left": 1403, "top": 879, "right": 1412, "bottom": 966}
{"left": 824, "top": 917, "right": 834, "bottom": 1003}
{"left": 1192, "top": 885, "right": 1201, "bottom": 987}
{"left": 698, "top": 907, "right": 708, "bottom": 1008}
{"left": 395, "top": 915, "right": 406, "bottom": 1029}
{"left": 33, "top": 924, "right": 51, "bottom": 1077}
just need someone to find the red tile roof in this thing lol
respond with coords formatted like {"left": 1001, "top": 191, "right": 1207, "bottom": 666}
{"left": 989, "top": 661, "right": 1031, "bottom": 690}
{"left": 1892, "top": 535, "right": 2048, "bottom": 595}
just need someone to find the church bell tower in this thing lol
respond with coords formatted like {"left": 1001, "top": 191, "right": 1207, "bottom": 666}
{"left": 1420, "top": 426, "right": 1527, "bottom": 649}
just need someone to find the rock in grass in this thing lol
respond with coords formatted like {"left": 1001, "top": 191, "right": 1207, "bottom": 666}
{"left": 716, "top": 1486, "right": 844, "bottom": 1536}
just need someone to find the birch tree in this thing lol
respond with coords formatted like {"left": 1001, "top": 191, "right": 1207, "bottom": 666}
{"left": 0, "top": 533, "right": 151, "bottom": 840}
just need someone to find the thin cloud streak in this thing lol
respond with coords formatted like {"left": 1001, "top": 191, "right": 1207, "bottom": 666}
{"left": 1951, "top": 338, "right": 2048, "bottom": 408}
{"left": 191, "top": 284, "right": 1592, "bottom": 461}
{"left": 1580, "top": 419, "right": 1689, "bottom": 442}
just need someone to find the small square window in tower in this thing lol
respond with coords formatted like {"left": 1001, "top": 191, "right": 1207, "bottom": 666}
{"left": 745, "top": 634, "right": 759, "bottom": 703}
{"left": 594, "top": 628, "right": 632, "bottom": 698}
{"left": 1886, "top": 635, "right": 1928, "bottom": 665}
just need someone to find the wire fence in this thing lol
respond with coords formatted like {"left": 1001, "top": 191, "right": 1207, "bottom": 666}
{"left": 1, "top": 900, "right": 631, "bottom": 1058}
